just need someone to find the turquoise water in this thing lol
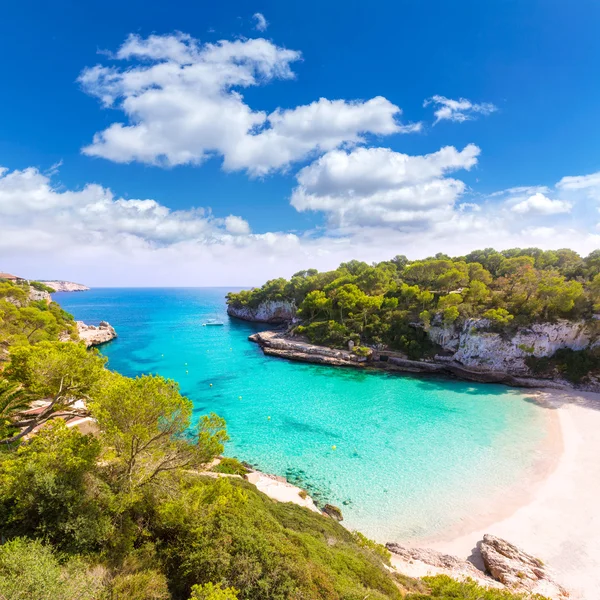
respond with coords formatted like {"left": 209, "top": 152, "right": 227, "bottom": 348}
{"left": 55, "top": 288, "right": 548, "bottom": 543}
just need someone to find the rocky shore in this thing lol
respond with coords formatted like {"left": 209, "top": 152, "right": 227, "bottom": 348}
{"left": 387, "top": 535, "right": 568, "bottom": 599}
{"left": 227, "top": 300, "right": 296, "bottom": 323}
{"left": 249, "top": 330, "right": 568, "bottom": 389}
{"left": 77, "top": 321, "right": 117, "bottom": 348}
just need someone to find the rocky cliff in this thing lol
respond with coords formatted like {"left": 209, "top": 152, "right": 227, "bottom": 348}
{"left": 428, "top": 319, "right": 597, "bottom": 375}
{"left": 77, "top": 321, "right": 117, "bottom": 347}
{"left": 227, "top": 300, "right": 296, "bottom": 323}
{"left": 42, "top": 280, "right": 90, "bottom": 292}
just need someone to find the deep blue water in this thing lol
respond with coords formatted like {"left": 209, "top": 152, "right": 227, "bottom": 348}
{"left": 55, "top": 288, "right": 548, "bottom": 543}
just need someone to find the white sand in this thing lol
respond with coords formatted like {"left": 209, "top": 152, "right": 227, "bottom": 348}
{"left": 246, "top": 471, "right": 321, "bottom": 513}
{"left": 428, "top": 389, "right": 600, "bottom": 599}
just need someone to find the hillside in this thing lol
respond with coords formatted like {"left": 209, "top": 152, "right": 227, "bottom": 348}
{"left": 227, "top": 248, "right": 600, "bottom": 385}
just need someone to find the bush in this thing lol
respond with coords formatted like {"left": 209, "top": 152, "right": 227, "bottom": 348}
{"left": 296, "top": 320, "right": 349, "bottom": 348}
{"left": 526, "top": 347, "right": 600, "bottom": 383}
{"left": 352, "top": 345, "right": 372, "bottom": 358}
{"left": 212, "top": 457, "right": 249, "bottom": 476}
{"left": 407, "top": 574, "right": 549, "bottom": 599}
{"left": 0, "top": 537, "right": 105, "bottom": 600}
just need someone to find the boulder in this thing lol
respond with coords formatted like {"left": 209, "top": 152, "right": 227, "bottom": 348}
{"left": 323, "top": 504, "right": 343, "bottom": 521}
{"left": 480, "top": 534, "right": 569, "bottom": 598}
{"left": 77, "top": 321, "right": 117, "bottom": 348}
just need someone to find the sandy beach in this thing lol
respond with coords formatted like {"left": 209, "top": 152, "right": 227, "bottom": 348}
{"left": 424, "top": 388, "right": 600, "bottom": 599}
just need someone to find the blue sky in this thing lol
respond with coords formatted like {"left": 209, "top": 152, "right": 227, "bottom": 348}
{"left": 1, "top": 0, "right": 600, "bottom": 285}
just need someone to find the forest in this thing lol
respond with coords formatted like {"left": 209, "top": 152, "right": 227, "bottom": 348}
{"left": 227, "top": 248, "right": 600, "bottom": 363}
{"left": 0, "top": 277, "right": 551, "bottom": 599}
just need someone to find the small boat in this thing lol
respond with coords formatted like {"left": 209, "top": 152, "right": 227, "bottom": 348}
{"left": 203, "top": 320, "right": 224, "bottom": 326}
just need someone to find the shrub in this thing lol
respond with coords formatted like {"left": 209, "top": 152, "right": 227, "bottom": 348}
{"left": 212, "top": 457, "right": 249, "bottom": 476}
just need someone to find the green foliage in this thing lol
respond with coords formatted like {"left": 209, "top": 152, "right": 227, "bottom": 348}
{"left": 227, "top": 247, "right": 598, "bottom": 361}
{"left": 155, "top": 476, "right": 403, "bottom": 600}
{"left": 352, "top": 345, "right": 372, "bottom": 357}
{"left": 0, "top": 421, "right": 114, "bottom": 552}
{"left": 30, "top": 280, "right": 55, "bottom": 293}
{"left": 212, "top": 457, "right": 249, "bottom": 476}
{"left": 189, "top": 583, "right": 239, "bottom": 600}
{"left": 407, "top": 574, "right": 549, "bottom": 599}
{"left": 0, "top": 537, "right": 105, "bottom": 600}
{"left": 89, "top": 373, "right": 228, "bottom": 493}
{"left": 526, "top": 347, "right": 600, "bottom": 383}
{"left": 7, "top": 341, "right": 107, "bottom": 399}
{"left": 0, "top": 281, "right": 76, "bottom": 348}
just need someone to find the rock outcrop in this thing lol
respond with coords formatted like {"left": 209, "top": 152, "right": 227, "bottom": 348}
{"left": 322, "top": 504, "right": 343, "bottom": 521}
{"left": 387, "top": 536, "right": 569, "bottom": 599}
{"left": 227, "top": 300, "right": 296, "bottom": 324}
{"left": 41, "top": 280, "right": 90, "bottom": 292}
{"left": 386, "top": 542, "right": 502, "bottom": 589}
{"left": 249, "top": 330, "right": 568, "bottom": 388}
{"left": 28, "top": 288, "right": 51, "bottom": 302}
{"left": 77, "top": 321, "right": 117, "bottom": 348}
{"left": 479, "top": 534, "right": 569, "bottom": 598}
{"left": 429, "top": 318, "right": 597, "bottom": 375}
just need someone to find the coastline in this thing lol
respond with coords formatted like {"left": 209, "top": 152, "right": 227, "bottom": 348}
{"left": 248, "top": 329, "right": 572, "bottom": 390}
{"left": 420, "top": 388, "right": 600, "bottom": 599}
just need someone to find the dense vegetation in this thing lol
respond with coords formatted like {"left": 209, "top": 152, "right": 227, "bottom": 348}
{"left": 227, "top": 248, "right": 600, "bottom": 361}
{"left": 0, "top": 279, "right": 549, "bottom": 599}
{"left": 0, "top": 279, "right": 77, "bottom": 354}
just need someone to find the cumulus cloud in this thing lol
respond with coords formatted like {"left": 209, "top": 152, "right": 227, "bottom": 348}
{"left": 424, "top": 95, "right": 497, "bottom": 124}
{"left": 290, "top": 144, "right": 480, "bottom": 229}
{"left": 252, "top": 12, "right": 268, "bottom": 32}
{"left": 511, "top": 192, "right": 572, "bottom": 215}
{"left": 79, "top": 32, "right": 418, "bottom": 175}
{"left": 2, "top": 160, "right": 600, "bottom": 286}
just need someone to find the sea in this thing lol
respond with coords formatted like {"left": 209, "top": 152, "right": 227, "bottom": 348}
{"left": 54, "top": 287, "right": 549, "bottom": 543}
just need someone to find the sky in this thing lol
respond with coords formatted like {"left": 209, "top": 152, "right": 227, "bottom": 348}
{"left": 1, "top": 0, "right": 600, "bottom": 286}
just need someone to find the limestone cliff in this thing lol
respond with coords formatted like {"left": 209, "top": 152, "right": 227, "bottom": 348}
{"left": 227, "top": 300, "right": 296, "bottom": 323}
{"left": 42, "top": 280, "right": 90, "bottom": 292}
{"left": 428, "top": 318, "right": 598, "bottom": 375}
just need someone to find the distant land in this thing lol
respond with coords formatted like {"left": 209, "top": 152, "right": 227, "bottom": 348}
{"left": 40, "top": 280, "right": 90, "bottom": 292}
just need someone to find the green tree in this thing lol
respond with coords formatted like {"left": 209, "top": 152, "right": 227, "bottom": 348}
{"left": 90, "top": 373, "right": 228, "bottom": 493}
{"left": 3, "top": 342, "right": 106, "bottom": 444}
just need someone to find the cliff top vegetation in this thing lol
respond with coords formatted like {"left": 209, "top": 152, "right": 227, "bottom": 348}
{"left": 227, "top": 247, "right": 600, "bottom": 358}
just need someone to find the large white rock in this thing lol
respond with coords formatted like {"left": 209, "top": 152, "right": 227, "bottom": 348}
{"left": 227, "top": 300, "right": 296, "bottom": 323}
{"left": 428, "top": 319, "right": 595, "bottom": 374}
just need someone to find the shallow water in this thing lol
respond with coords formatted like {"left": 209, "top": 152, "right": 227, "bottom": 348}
{"left": 56, "top": 287, "right": 548, "bottom": 543}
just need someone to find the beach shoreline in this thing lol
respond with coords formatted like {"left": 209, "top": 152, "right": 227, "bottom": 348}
{"left": 415, "top": 388, "right": 600, "bottom": 599}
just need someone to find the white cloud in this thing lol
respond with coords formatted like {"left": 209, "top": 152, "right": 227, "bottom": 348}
{"left": 556, "top": 171, "right": 600, "bottom": 200}
{"left": 511, "top": 192, "right": 572, "bottom": 215}
{"left": 253, "top": 12, "right": 268, "bottom": 32}
{"left": 2, "top": 161, "right": 600, "bottom": 286}
{"left": 80, "top": 33, "right": 418, "bottom": 175}
{"left": 424, "top": 95, "right": 497, "bottom": 124}
{"left": 290, "top": 144, "right": 480, "bottom": 229}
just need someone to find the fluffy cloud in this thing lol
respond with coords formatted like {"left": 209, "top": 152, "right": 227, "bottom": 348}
{"left": 0, "top": 165, "right": 251, "bottom": 247}
{"left": 79, "top": 33, "right": 418, "bottom": 175}
{"left": 290, "top": 144, "right": 480, "bottom": 228}
{"left": 253, "top": 13, "right": 268, "bottom": 32}
{"left": 424, "top": 95, "right": 497, "bottom": 124}
{"left": 2, "top": 162, "right": 600, "bottom": 287}
{"left": 511, "top": 192, "right": 572, "bottom": 215}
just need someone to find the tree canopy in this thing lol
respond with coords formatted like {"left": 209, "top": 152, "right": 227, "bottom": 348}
{"left": 227, "top": 247, "right": 598, "bottom": 358}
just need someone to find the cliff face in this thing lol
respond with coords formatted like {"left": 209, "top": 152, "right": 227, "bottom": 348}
{"left": 428, "top": 319, "right": 596, "bottom": 375}
{"left": 227, "top": 300, "right": 296, "bottom": 323}
{"left": 42, "top": 281, "right": 90, "bottom": 292}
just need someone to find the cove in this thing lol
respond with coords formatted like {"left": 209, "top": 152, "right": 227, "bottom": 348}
{"left": 55, "top": 287, "right": 549, "bottom": 543}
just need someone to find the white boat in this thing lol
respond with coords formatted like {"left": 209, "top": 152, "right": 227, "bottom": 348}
{"left": 203, "top": 320, "right": 224, "bottom": 326}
